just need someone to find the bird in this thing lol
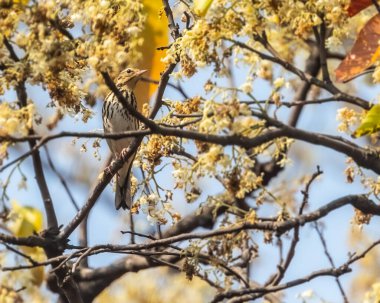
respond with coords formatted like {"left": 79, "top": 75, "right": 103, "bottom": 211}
{"left": 102, "top": 68, "right": 147, "bottom": 210}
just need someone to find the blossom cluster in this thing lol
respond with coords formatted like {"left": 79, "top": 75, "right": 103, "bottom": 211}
{"left": 1, "top": 0, "right": 144, "bottom": 109}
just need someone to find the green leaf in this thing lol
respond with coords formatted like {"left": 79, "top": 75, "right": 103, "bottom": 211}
{"left": 352, "top": 104, "right": 380, "bottom": 138}
{"left": 193, "top": 0, "right": 214, "bottom": 17}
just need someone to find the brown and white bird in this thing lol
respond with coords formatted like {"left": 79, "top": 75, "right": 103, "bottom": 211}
{"left": 102, "top": 68, "right": 146, "bottom": 210}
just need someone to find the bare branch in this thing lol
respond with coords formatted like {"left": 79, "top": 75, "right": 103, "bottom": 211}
{"left": 211, "top": 265, "right": 351, "bottom": 303}
{"left": 227, "top": 38, "right": 370, "bottom": 110}
{"left": 314, "top": 222, "right": 349, "bottom": 303}
{"left": 44, "top": 146, "right": 79, "bottom": 211}
{"left": 267, "top": 166, "right": 323, "bottom": 286}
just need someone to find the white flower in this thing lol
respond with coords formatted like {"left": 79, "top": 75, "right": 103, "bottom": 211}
{"left": 126, "top": 26, "right": 140, "bottom": 35}
{"left": 103, "top": 39, "right": 113, "bottom": 49}
{"left": 88, "top": 56, "right": 99, "bottom": 67}
{"left": 240, "top": 82, "right": 252, "bottom": 94}
{"left": 296, "top": 289, "right": 314, "bottom": 299}
{"left": 138, "top": 196, "right": 148, "bottom": 205}
{"left": 273, "top": 77, "right": 285, "bottom": 89}
{"left": 100, "top": 0, "right": 109, "bottom": 8}
{"left": 147, "top": 214, "right": 158, "bottom": 225}
{"left": 147, "top": 194, "right": 159, "bottom": 204}
{"left": 70, "top": 13, "right": 81, "bottom": 22}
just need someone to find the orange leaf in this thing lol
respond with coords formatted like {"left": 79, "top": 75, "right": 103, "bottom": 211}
{"left": 347, "top": 0, "right": 373, "bottom": 17}
{"left": 135, "top": 1, "right": 169, "bottom": 111}
{"left": 335, "top": 14, "right": 380, "bottom": 82}
{"left": 372, "top": 44, "right": 380, "bottom": 62}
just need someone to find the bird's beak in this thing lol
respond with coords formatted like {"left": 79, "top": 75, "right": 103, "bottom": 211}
{"left": 137, "top": 69, "right": 148, "bottom": 77}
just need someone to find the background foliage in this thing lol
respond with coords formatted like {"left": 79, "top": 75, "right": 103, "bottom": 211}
{"left": 1, "top": 0, "right": 380, "bottom": 302}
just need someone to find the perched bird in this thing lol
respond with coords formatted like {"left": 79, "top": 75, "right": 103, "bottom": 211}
{"left": 102, "top": 68, "right": 147, "bottom": 210}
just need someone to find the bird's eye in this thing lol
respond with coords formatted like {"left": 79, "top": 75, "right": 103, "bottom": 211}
{"left": 126, "top": 69, "right": 132, "bottom": 74}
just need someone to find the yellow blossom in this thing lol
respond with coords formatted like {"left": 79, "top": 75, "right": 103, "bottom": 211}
{"left": 336, "top": 107, "right": 359, "bottom": 133}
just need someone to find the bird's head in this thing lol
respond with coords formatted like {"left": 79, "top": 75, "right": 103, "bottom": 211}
{"left": 115, "top": 68, "right": 147, "bottom": 90}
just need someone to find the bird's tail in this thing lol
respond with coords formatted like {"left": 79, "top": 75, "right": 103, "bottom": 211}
{"left": 115, "top": 156, "right": 135, "bottom": 210}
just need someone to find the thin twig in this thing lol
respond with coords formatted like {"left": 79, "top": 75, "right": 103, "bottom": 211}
{"left": 371, "top": 0, "right": 380, "bottom": 13}
{"left": 44, "top": 146, "right": 79, "bottom": 211}
{"left": 314, "top": 222, "right": 349, "bottom": 303}
{"left": 226, "top": 38, "right": 370, "bottom": 110}
{"left": 1, "top": 242, "right": 38, "bottom": 265}
{"left": 3, "top": 37, "right": 58, "bottom": 231}
{"left": 268, "top": 166, "right": 323, "bottom": 286}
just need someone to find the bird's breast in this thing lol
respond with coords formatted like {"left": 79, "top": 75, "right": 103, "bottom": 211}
{"left": 102, "top": 97, "right": 139, "bottom": 155}
{"left": 103, "top": 91, "right": 139, "bottom": 133}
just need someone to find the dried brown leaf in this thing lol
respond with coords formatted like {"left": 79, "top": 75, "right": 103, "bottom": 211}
{"left": 335, "top": 14, "right": 380, "bottom": 82}
{"left": 347, "top": 0, "right": 373, "bottom": 17}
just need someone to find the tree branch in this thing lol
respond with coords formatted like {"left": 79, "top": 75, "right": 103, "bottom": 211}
{"left": 227, "top": 38, "right": 370, "bottom": 110}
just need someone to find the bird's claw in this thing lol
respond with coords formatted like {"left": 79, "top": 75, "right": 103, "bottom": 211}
{"left": 120, "top": 148, "right": 130, "bottom": 159}
{"left": 104, "top": 167, "right": 112, "bottom": 176}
